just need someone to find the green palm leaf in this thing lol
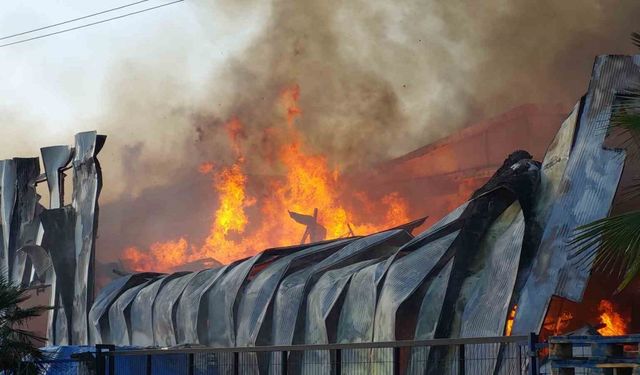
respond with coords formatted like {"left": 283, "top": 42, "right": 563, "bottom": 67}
{"left": 571, "top": 211, "right": 640, "bottom": 292}
{"left": 0, "top": 273, "right": 52, "bottom": 370}
{"left": 633, "top": 32, "right": 640, "bottom": 49}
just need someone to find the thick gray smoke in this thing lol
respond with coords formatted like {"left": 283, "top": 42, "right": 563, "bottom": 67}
{"left": 91, "top": 0, "right": 640, "bottom": 276}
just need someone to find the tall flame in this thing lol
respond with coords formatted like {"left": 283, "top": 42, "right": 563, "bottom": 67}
{"left": 123, "top": 85, "right": 410, "bottom": 272}
{"left": 597, "top": 299, "right": 627, "bottom": 336}
{"left": 505, "top": 304, "right": 517, "bottom": 336}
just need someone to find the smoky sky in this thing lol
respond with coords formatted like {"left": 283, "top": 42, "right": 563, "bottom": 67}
{"left": 85, "top": 0, "right": 640, "bottom": 265}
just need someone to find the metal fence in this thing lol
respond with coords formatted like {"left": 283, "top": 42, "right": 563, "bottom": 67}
{"left": 94, "top": 335, "right": 539, "bottom": 375}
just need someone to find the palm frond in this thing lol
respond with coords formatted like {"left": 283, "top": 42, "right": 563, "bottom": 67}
{"left": 570, "top": 210, "right": 640, "bottom": 292}
{"left": 609, "top": 87, "right": 640, "bottom": 151}
{"left": 633, "top": 32, "right": 640, "bottom": 49}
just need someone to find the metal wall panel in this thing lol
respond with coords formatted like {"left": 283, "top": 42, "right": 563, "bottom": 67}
{"left": 175, "top": 267, "right": 227, "bottom": 344}
{"left": 130, "top": 272, "right": 187, "bottom": 346}
{"left": 513, "top": 56, "right": 636, "bottom": 337}
{"left": 0, "top": 160, "right": 16, "bottom": 280}
{"left": 108, "top": 281, "right": 153, "bottom": 345}
{"left": 153, "top": 272, "right": 196, "bottom": 347}
{"left": 235, "top": 239, "right": 353, "bottom": 347}
{"left": 70, "top": 131, "right": 106, "bottom": 344}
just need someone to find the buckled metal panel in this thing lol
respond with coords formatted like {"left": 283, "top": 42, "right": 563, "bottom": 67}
{"left": 235, "top": 239, "right": 354, "bottom": 347}
{"left": 40, "top": 206, "right": 77, "bottom": 345}
{"left": 153, "top": 272, "right": 196, "bottom": 347}
{"left": 513, "top": 56, "right": 636, "bottom": 337}
{"left": 130, "top": 272, "right": 187, "bottom": 346}
{"left": 108, "top": 281, "right": 154, "bottom": 345}
{"left": 70, "top": 131, "right": 106, "bottom": 344}
{"left": 0, "top": 160, "right": 16, "bottom": 280}
{"left": 301, "top": 259, "right": 380, "bottom": 374}
{"left": 272, "top": 230, "right": 410, "bottom": 347}
{"left": 175, "top": 267, "right": 227, "bottom": 344}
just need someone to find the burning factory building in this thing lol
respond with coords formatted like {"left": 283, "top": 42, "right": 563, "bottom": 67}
{"left": 2, "top": 53, "right": 639, "bottom": 373}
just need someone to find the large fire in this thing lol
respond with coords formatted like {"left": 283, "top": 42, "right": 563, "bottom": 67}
{"left": 597, "top": 299, "right": 627, "bottom": 336}
{"left": 123, "top": 85, "right": 410, "bottom": 271}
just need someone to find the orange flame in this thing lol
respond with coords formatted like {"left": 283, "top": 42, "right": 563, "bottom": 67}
{"left": 597, "top": 299, "right": 627, "bottom": 336}
{"left": 123, "top": 85, "right": 410, "bottom": 272}
{"left": 505, "top": 304, "right": 517, "bottom": 336}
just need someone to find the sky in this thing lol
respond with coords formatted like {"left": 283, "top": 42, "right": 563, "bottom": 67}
{"left": 0, "top": 0, "right": 266, "bottom": 199}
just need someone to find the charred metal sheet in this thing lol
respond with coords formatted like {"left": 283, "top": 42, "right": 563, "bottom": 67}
{"left": 70, "top": 131, "right": 106, "bottom": 344}
{"left": 374, "top": 230, "right": 459, "bottom": 342}
{"left": 41, "top": 145, "right": 73, "bottom": 208}
{"left": 18, "top": 244, "right": 52, "bottom": 284}
{"left": 175, "top": 267, "right": 228, "bottom": 344}
{"left": 89, "top": 273, "right": 160, "bottom": 345}
{"left": 301, "top": 260, "right": 379, "bottom": 374}
{"left": 272, "top": 230, "right": 410, "bottom": 347}
{"left": 336, "top": 259, "right": 395, "bottom": 375}
{"left": 0, "top": 159, "right": 16, "bottom": 280}
{"left": 130, "top": 272, "right": 188, "bottom": 346}
{"left": 205, "top": 256, "right": 266, "bottom": 347}
{"left": 40, "top": 206, "right": 77, "bottom": 345}
{"left": 337, "top": 259, "right": 392, "bottom": 343}
{"left": 108, "top": 280, "right": 155, "bottom": 345}
{"left": 153, "top": 272, "right": 196, "bottom": 347}
{"left": 459, "top": 202, "right": 525, "bottom": 375}
{"left": 513, "top": 56, "right": 636, "bottom": 337}
{"left": 406, "top": 259, "right": 453, "bottom": 375}
{"left": 8, "top": 158, "right": 40, "bottom": 286}
{"left": 235, "top": 239, "right": 354, "bottom": 347}
{"left": 40, "top": 145, "right": 73, "bottom": 345}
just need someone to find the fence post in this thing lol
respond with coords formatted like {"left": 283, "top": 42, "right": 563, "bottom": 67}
{"left": 187, "top": 353, "right": 194, "bottom": 375}
{"left": 528, "top": 332, "right": 539, "bottom": 375}
{"left": 280, "top": 350, "right": 288, "bottom": 375}
{"left": 233, "top": 351, "right": 239, "bottom": 375}
{"left": 458, "top": 344, "right": 466, "bottom": 375}
{"left": 335, "top": 348, "right": 342, "bottom": 375}
{"left": 146, "top": 354, "right": 152, "bottom": 375}
{"left": 393, "top": 347, "right": 400, "bottom": 375}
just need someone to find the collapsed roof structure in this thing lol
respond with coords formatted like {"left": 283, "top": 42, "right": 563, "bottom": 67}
{"left": 87, "top": 55, "right": 638, "bottom": 372}
{"left": 1, "top": 54, "right": 637, "bottom": 372}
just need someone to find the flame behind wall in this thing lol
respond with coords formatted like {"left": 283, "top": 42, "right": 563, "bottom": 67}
{"left": 122, "top": 85, "right": 410, "bottom": 270}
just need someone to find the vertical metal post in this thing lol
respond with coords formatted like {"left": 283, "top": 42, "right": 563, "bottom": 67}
{"left": 187, "top": 353, "right": 194, "bottom": 375}
{"left": 95, "top": 345, "right": 106, "bottom": 375}
{"left": 393, "top": 347, "right": 401, "bottom": 375}
{"left": 280, "top": 351, "right": 288, "bottom": 375}
{"left": 528, "top": 332, "right": 539, "bottom": 375}
{"left": 233, "top": 351, "right": 239, "bottom": 375}
{"left": 146, "top": 354, "right": 152, "bottom": 375}
{"left": 458, "top": 344, "right": 466, "bottom": 375}
{"left": 335, "top": 349, "right": 342, "bottom": 375}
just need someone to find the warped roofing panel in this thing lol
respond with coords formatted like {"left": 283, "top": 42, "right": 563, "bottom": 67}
{"left": 153, "top": 272, "right": 196, "bottom": 347}
{"left": 374, "top": 230, "right": 459, "bottom": 342}
{"left": 513, "top": 55, "right": 636, "bottom": 336}
{"left": 130, "top": 272, "right": 187, "bottom": 346}
{"left": 272, "top": 230, "right": 410, "bottom": 347}
{"left": 175, "top": 267, "right": 227, "bottom": 344}
{"left": 108, "top": 281, "right": 154, "bottom": 345}
{"left": 235, "top": 239, "right": 353, "bottom": 347}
